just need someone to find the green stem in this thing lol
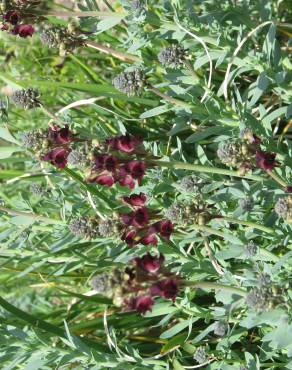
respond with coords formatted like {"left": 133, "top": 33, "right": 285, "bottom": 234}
{"left": 266, "top": 170, "right": 288, "bottom": 187}
{"left": 148, "top": 87, "right": 190, "bottom": 108}
{"left": 41, "top": 106, "right": 66, "bottom": 126}
{"left": 0, "top": 206, "right": 62, "bottom": 225}
{"left": 42, "top": 11, "right": 127, "bottom": 18}
{"left": 185, "top": 281, "right": 247, "bottom": 297}
{"left": 85, "top": 41, "right": 140, "bottom": 63}
{"left": 151, "top": 160, "right": 264, "bottom": 181}
{"left": 0, "top": 296, "right": 106, "bottom": 352}
{"left": 184, "top": 60, "right": 200, "bottom": 80}
{"left": 217, "top": 216, "right": 273, "bottom": 234}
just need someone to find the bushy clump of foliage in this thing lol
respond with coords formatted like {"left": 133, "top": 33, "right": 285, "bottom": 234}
{"left": 0, "top": 0, "right": 292, "bottom": 369}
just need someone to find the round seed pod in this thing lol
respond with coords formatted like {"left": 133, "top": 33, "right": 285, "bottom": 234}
{"left": 91, "top": 273, "right": 112, "bottom": 294}
{"left": 11, "top": 88, "right": 41, "bottom": 110}
{"left": 158, "top": 45, "right": 187, "bottom": 67}
{"left": 68, "top": 216, "right": 99, "bottom": 239}
{"left": 179, "top": 175, "right": 201, "bottom": 192}
{"left": 67, "top": 149, "right": 88, "bottom": 168}
{"left": 217, "top": 141, "right": 242, "bottom": 167}
{"left": 246, "top": 287, "right": 270, "bottom": 312}
{"left": 213, "top": 321, "right": 227, "bottom": 336}
{"left": 193, "top": 347, "right": 206, "bottom": 364}
{"left": 274, "top": 196, "right": 292, "bottom": 219}
{"left": 112, "top": 69, "right": 146, "bottom": 96}
{"left": 244, "top": 241, "right": 258, "bottom": 258}
{"left": 30, "top": 183, "right": 46, "bottom": 196}
{"left": 98, "top": 218, "right": 122, "bottom": 238}
{"left": 238, "top": 197, "right": 253, "bottom": 212}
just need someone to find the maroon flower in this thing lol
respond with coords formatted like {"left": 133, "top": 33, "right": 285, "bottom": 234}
{"left": 122, "top": 230, "right": 138, "bottom": 247}
{"left": 12, "top": 24, "right": 34, "bottom": 38}
{"left": 140, "top": 233, "right": 158, "bottom": 246}
{"left": 151, "top": 220, "right": 174, "bottom": 240}
{"left": 123, "top": 192, "right": 147, "bottom": 207}
{"left": 48, "top": 125, "right": 74, "bottom": 145}
{"left": 107, "top": 134, "right": 141, "bottom": 153}
{"left": 1, "top": 24, "right": 9, "bottom": 31}
{"left": 255, "top": 150, "right": 278, "bottom": 171}
{"left": 118, "top": 174, "right": 135, "bottom": 189}
{"left": 150, "top": 278, "right": 179, "bottom": 301}
{"left": 43, "top": 148, "right": 69, "bottom": 168}
{"left": 95, "top": 174, "right": 115, "bottom": 187}
{"left": 122, "top": 207, "right": 149, "bottom": 228}
{"left": 285, "top": 186, "right": 292, "bottom": 193}
{"left": 4, "top": 10, "right": 20, "bottom": 25}
{"left": 122, "top": 160, "right": 145, "bottom": 181}
{"left": 127, "top": 295, "right": 154, "bottom": 314}
{"left": 135, "top": 253, "right": 165, "bottom": 274}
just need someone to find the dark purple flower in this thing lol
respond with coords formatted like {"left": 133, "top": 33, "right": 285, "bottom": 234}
{"left": 123, "top": 192, "right": 147, "bottom": 207}
{"left": 127, "top": 295, "right": 154, "bottom": 314}
{"left": 140, "top": 233, "right": 158, "bottom": 246}
{"left": 255, "top": 150, "right": 278, "bottom": 171}
{"left": 285, "top": 186, "right": 292, "bottom": 193}
{"left": 151, "top": 220, "right": 174, "bottom": 240}
{"left": 122, "top": 230, "right": 138, "bottom": 247}
{"left": 12, "top": 24, "right": 34, "bottom": 38}
{"left": 122, "top": 207, "right": 149, "bottom": 228}
{"left": 135, "top": 253, "right": 165, "bottom": 274}
{"left": 118, "top": 174, "right": 135, "bottom": 189}
{"left": 107, "top": 134, "right": 142, "bottom": 153}
{"left": 4, "top": 10, "right": 20, "bottom": 25}
{"left": 48, "top": 125, "right": 74, "bottom": 144}
{"left": 43, "top": 148, "right": 69, "bottom": 168}
{"left": 124, "top": 160, "right": 145, "bottom": 180}
{"left": 150, "top": 278, "right": 179, "bottom": 301}
{"left": 95, "top": 174, "right": 115, "bottom": 187}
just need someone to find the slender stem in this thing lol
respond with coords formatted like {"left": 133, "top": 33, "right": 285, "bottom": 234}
{"left": 85, "top": 41, "right": 140, "bottom": 63}
{"left": 266, "top": 170, "right": 288, "bottom": 187}
{"left": 41, "top": 106, "right": 66, "bottom": 127}
{"left": 151, "top": 160, "right": 264, "bottom": 181}
{"left": 216, "top": 216, "right": 273, "bottom": 234}
{"left": 184, "top": 60, "right": 200, "bottom": 80}
{"left": 43, "top": 11, "right": 127, "bottom": 18}
{"left": 278, "top": 119, "right": 292, "bottom": 143}
{"left": 148, "top": 87, "right": 190, "bottom": 108}
{"left": 0, "top": 206, "right": 62, "bottom": 225}
{"left": 202, "top": 236, "right": 224, "bottom": 275}
{"left": 185, "top": 281, "right": 247, "bottom": 297}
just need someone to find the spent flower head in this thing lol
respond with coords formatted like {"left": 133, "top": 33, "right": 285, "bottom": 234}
{"left": 69, "top": 216, "right": 99, "bottom": 239}
{"left": 11, "top": 88, "right": 41, "bottom": 109}
{"left": 158, "top": 45, "right": 187, "bottom": 67}
{"left": 113, "top": 69, "right": 146, "bottom": 96}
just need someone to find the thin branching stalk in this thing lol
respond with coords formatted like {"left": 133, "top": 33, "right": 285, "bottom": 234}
{"left": 223, "top": 21, "right": 273, "bottom": 100}
{"left": 173, "top": 11, "right": 213, "bottom": 102}
{"left": 215, "top": 216, "right": 273, "bottom": 234}
{"left": 0, "top": 206, "right": 62, "bottom": 225}
{"left": 148, "top": 87, "right": 190, "bottom": 108}
{"left": 185, "top": 281, "right": 247, "bottom": 297}
{"left": 151, "top": 160, "right": 264, "bottom": 181}
{"left": 85, "top": 41, "right": 140, "bottom": 63}
{"left": 42, "top": 11, "right": 127, "bottom": 18}
{"left": 266, "top": 170, "right": 288, "bottom": 187}
{"left": 202, "top": 236, "right": 224, "bottom": 275}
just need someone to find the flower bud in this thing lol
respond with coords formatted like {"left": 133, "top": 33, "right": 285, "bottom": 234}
{"left": 67, "top": 149, "right": 88, "bottom": 168}
{"left": 193, "top": 347, "right": 206, "bottom": 364}
{"left": 217, "top": 141, "right": 242, "bottom": 167}
{"left": 98, "top": 218, "right": 122, "bottom": 237}
{"left": 214, "top": 321, "right": 227, "bottom": 337}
